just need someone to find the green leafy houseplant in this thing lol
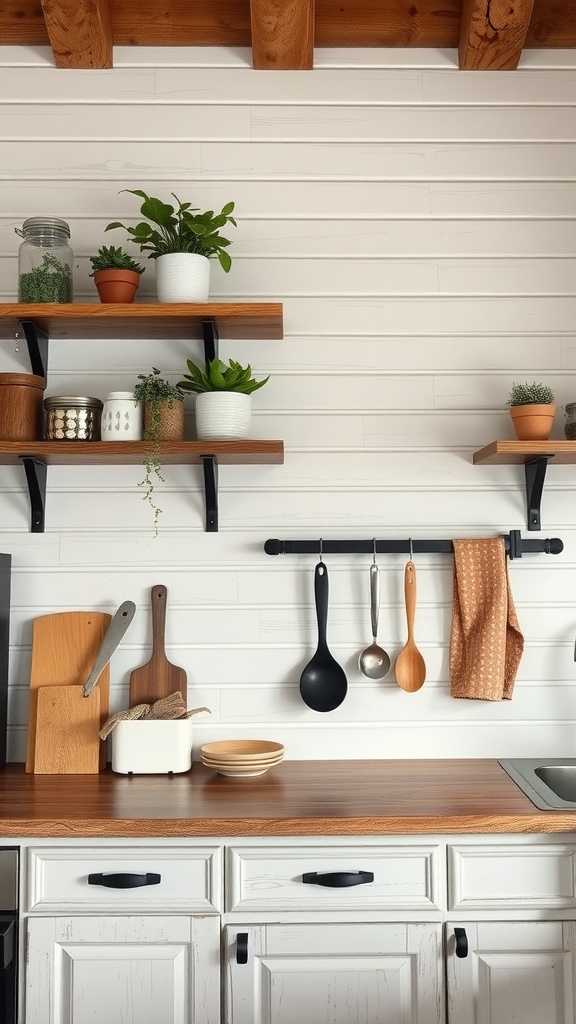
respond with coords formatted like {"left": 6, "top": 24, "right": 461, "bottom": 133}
{"left": 507, "top": 382, "right": 555, "bottom": 407}
{"left": 105, "top": 190, "right": 236, "bottom": 272}
{"left": 89, "top": 245, "right": 144, "bottom": 276}
{"left": 133, "top": 368, "right": 184, "bottom": 534}
{"left": 177, "top": 357, "right": 269, "bottom": 394}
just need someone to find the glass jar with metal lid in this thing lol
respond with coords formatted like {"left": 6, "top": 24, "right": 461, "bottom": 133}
{"left": 15, "top": 217, "right": 74, "bottom": 303}
{"left": 565, "top": 403, "right": 576, "bottom": 440}
{"left": 44, "top": 396, "right": 103, "bottom": 441}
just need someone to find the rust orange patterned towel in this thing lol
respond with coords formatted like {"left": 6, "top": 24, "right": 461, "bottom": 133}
{"left": 450, "top": 538, "right": 524, "bottom": 700}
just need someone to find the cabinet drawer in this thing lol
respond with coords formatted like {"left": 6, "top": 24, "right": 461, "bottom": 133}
{"left": 227, "top": 844, "right": 441, "bottom": 912}
{"left": 448, "top": 843, "right": 576, "bottom": 911}
{"left": 26, "top": 845, "right": 222, "bottom": 913}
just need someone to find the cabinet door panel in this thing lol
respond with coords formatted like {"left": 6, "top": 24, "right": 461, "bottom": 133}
{"left": 25, "top": 915, "right": 220, "bottom": 1024}
{"left": 226, "top": 922, "right": 442, "bottom": 1024}
{"left": 446, "top": 921, "right": 576, "bottom": 1024}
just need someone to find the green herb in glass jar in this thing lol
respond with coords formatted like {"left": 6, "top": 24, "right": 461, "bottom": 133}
{"left": 19, "top": 252, "right": 72, "bottom": 302}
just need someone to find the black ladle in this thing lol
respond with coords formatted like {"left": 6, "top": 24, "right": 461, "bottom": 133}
{"left": 299, "top": 561, "right": 348, "bottom": 712}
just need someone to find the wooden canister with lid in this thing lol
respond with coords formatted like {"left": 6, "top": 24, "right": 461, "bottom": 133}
{"left": 0, "top": 372, "right": 46, "bottom": 440}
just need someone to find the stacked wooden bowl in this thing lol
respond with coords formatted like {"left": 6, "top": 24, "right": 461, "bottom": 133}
{"left": 201, "top": 740, "right": 284, "bottom": 777}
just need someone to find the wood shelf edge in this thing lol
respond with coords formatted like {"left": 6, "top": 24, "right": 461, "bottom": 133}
{"left": 473, "top": 440, "right": 576, "bottom": 465}
{"left": 0, "top": 440, "right": 284, "bottom": 466}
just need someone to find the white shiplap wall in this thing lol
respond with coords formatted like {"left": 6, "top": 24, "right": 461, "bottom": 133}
{"left": 1, "top": 45, "right": 576, "bottom": 762}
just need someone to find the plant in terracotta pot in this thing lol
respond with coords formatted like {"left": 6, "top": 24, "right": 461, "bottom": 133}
{"left": 177, "top": 357, "right": 269, "bottom": 441}
{"left": 89, "top": 246, "right": 144, "bottom": 303}
{"left": 507, "top": 381, "right": 556, "bottom": 441}
{"left": 133, "top": 367, "right": 184, "bottom": 533}
{"left": 105, "top": 190, "right": 236, "bottom": 302}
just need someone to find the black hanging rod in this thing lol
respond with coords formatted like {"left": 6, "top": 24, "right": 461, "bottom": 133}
{"left": 264, "top": 530, "right": 563, "bottom": 561}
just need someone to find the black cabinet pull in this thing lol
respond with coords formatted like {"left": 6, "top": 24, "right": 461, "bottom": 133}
{"left": 454, "top": 927, "right": 468, "bottom": 958}
{"left": 236, "top": 932, "right": 248, "bottom": 964}
{"left": 88, "top": 872, "right": 161, "bottom": 889}
{"left": 302, "top": 870, "right": 374, "bottom": 888}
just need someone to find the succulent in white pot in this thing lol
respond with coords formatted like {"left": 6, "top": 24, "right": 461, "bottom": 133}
{"left": 106, "top": 190, "right": 236, "bottom": 303}
{"left": 177, "top": 357, "right": 269, "bottom": 440}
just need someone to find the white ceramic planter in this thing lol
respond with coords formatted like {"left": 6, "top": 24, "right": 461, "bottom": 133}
{"left": 111, "top": 719, "right": 194, "bottom": 774}
{"left": 155, "top": 252, "right": 210, "bottom": 303}
{"left": 195, "top": 391, "right": 251, "bottom": 440}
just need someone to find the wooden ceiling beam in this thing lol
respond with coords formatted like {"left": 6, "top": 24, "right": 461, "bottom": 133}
{"left": 39, "top": 0, "right": 113, "bottom": 68}
{"left": 459, "top": 0, "right": 535, "bottom": 69}
{"left": 250, "top": 0, "right": 315, "bottom": 69}
{"left": 3, "top": 0, "right": 576, "bottom": 69}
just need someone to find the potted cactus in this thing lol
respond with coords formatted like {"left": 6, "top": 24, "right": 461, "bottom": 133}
{"left": 89, "top": 245, "right": 144, "bottom": 303}
{"left": 177, "top": 357, "right": 269, "bottom": 440}
{"left": 507, "top": 381, "right": 556, "bottom": 441}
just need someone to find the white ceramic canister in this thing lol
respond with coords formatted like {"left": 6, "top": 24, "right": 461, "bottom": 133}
{"left": 101, "top": 391, "right": 142, "bottom": 441}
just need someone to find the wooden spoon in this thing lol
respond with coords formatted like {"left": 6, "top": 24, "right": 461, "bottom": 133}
{"left": 394, "top": 561, "right": 426, "bottom": 692}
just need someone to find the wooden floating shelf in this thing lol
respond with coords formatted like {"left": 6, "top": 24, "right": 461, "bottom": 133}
{"left": 0, "top": 300, "right": 285, "bottom": 531}
{"left": 473, "top": 440, "right": 576, "bottom": 531}
{"left": 473, "top": 441, "right": 576, "bottom": 466}
{"left": 0, "top": 303, "right": 284, "bottom": 341}
{"left": 0, "top": 441, "right": 284, "bottom": 467}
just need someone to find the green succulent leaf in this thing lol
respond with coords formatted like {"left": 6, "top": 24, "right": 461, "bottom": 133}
{"left": 176, "top": 356, "right": 269, "bottom": 395}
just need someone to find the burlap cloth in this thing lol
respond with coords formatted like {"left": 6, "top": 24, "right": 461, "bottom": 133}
{"left": 450, "top": 538, "right": 524, "bottom": 700}
{"left": 100, "top": 691, "right": 210, "bottom": 740}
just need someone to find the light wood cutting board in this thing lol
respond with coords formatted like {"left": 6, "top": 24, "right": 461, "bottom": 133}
{"left": 26, "top": 611, "right": 112, "bottom": 773}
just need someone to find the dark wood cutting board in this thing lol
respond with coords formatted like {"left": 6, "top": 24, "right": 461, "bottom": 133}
{"left": 129, "top": 585, "right": 187, "bottom": 706}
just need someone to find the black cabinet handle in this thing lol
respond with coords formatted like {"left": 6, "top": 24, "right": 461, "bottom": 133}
{"left": 88, "top": 872, "right": 161, "bottom": 889}
{"left": 454, "top": 927, "right": 468, "bottom": 958}
{"left": 302, "top": 870, "right": 374, "bottom": 888}
{"left": 236, "top": 932, "right": 248, "bottom": 964}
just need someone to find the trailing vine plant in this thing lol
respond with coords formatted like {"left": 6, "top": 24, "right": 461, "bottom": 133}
{"left": 133, "top": 367, "right": 183, "bottom": 535}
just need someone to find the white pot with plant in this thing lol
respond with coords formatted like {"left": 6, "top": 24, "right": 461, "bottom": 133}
{"left": 133, "top": 368, "right": 184, "bottom": 533}
{"left": 507, "top": 381, "right": 556, "bottom": 441}
{"left": 106, "top": 190, "right": 236, "bottom": 303}
{"left": 177, "top": 358, "right": 269, "bottom": 441}
{"left": 89, "top": 245, "right": 144, "bottom": 303}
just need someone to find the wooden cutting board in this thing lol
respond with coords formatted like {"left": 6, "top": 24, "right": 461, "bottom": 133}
{"left": 129, "top": 585, "right": 187, "bottom": 706}
{"left": 26, "top": 611, "right": 112, "bottom": 773}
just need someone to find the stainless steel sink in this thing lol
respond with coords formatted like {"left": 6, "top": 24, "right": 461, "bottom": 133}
{"left": 499, "top": 758, "right": 576, "bottom": 810}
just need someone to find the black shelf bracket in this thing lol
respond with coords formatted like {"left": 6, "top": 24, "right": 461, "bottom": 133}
{"left": 525, "top": 456, "right": 552, "bottom": 532}
{"left": 20, "top": 457, "right": 47, "bottom": 533}
{"left": 202, "top": 456, "right": 219, "bottom": 532}
{"left": 202, "top": 320, "right": 219, "bottom": 365}
{"left": 264, "top": 530, "right": 564, "bottom": 560}
{"left": 18, "top": 319, "right": 48, "bottom": 380}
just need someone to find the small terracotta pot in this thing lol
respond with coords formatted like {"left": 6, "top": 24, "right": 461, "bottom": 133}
{"left": 510, "top": 404, "right": 556, "bottom": 441}
{"left": 143, "top": 398, "right": 184, "bottom": 441}
{"left": 93, "top": 269, "right": 141, "bottom": 304}
{"left": 0, "top": 372, "right": 46, "bottom": 440}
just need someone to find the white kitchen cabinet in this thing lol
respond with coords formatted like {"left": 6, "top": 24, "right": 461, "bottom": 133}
{"left": 24, "top": 914, "right": 220, "bottom": 1024}
{"left": 225, "top": 921, "right": 443, "bottom": 1024}
{"left": 14, "top": 833, "right": 576, "bottom": 1024}
{"left": 446, "top": 920, "right": 576, "bottom": 1024}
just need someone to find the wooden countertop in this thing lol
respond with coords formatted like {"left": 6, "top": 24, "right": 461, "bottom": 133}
{"left": 0, "top": 760, "right": 575, "bottom": 838}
